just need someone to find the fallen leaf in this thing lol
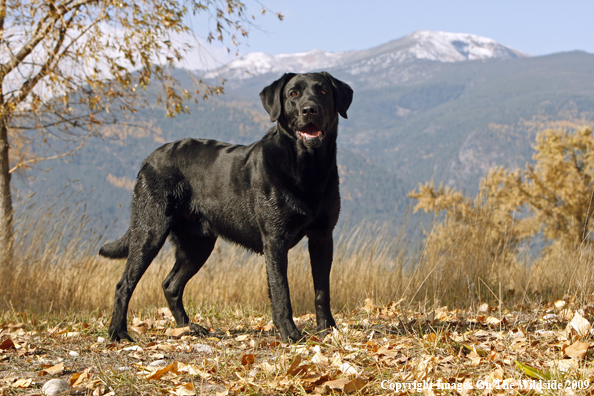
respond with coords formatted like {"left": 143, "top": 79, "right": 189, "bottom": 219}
{"left": 487, "top": 368, "right": 504, "bottom": 382}
{"left": 147, "top": 362, "right": 178, "bottom": 380}
{"left": 131, "top": 325, "right": 148, "bottom": 335}
{"left": 70, "top": 367, "right": 93, "bottom": 387}
{"left": 157, "top": 308, "right": 173, "bottom": 318}
{"left": 148, "top": 344, "right": 177, "bottom": 352}
{"left": 171, "top": 383, "right": 195, "bottom": 396}
{"left": 375, "top": 346, "right": 399, "bottom": 358}
{"left": 567, "top": 312, "right": 591, "bottom": 338}
{"left": 286, "top": 354, "right": 302, "bottom": 376}
{"left": 178, "top": 363, "right": 211, "bottom": 379}
{"left": 0, "top": 338, "right": 15, "bottom": 351}
{"left": 514, "top": 360, "right": 551, "bottom": 380}
{"left": 563, "top": 341, "right": 591, "bottom": 359}
{"left": 235, "top": 334, "right": 249, "bottom": 342}
{"left": 467, "top": 351, "right": 481, "bottom": 366}
{"left": 39, "top": 363, "right": 64, "bottom": 376}
{"left": 423, "top": 333, "right": 437, "bottom": 342}
{"left": 133, "top": 318, "right": 152, "bottom": 327}
{"left": 339, "top": 362, "right": 359, "bottom": 376}
{"left": 11, "top": 378, "right": 32, "bottom": 388}
{"left": 301, "top": 373, "right": 330, "bottom": 385}
{"left": 311, "top": 351, "right": 329, "bottom": 365}
{"left": 241, "top": 354, "right": 255, "bottom": 367}
{"left": 324, "top": 377, "right": 367, "bottom": 394}
{"left": 330, "top": 352, "right": 342, "bottom": 367}
{"left": 166, "top": 327, "right": 191, "bottom": 339}
{"left": 259, "top": 362, "right": 275, "bottom": 373}
{"left": 344, "top": 378, "right": 368, "bottom": 393}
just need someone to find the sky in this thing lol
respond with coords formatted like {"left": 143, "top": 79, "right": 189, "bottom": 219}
{"left": 187, "top": 0, "right": 594, "bottom": 69}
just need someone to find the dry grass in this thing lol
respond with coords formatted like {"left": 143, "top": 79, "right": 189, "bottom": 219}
{"left": 0, "top": 201, "right": 411, "bottom": 315}
{"left": 2, "top": 197, "right": 594, "bottom": 320}
{"left": 4, "top": 200, "right": 594, "bottom": 394}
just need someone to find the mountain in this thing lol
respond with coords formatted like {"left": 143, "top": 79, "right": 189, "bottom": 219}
{"left": 12, "top": 32, "right": 594, "bottom": 240}
{"left": 208, "top": 31, "right": 528, "bottom": 80}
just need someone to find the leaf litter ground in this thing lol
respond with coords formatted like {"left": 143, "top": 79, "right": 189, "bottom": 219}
{"left": 3, "top": 298, "right": 594, "bottom": 395}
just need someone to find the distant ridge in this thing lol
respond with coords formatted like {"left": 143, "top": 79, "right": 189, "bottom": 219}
{"left": 207, "top": 30, "right": 529, "bottom": 79}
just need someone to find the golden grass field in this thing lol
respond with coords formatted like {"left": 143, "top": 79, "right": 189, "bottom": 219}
{"left": 2, "top": 197, "right": 593, "bottom": 317}
{"left": 3, "top": 192, "right": 594, "bottom": 395}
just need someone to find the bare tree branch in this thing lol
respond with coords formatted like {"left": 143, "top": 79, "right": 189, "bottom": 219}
{"left": 0, "top": 0, "right": 97, "bottom": 79}
{"left": 9, "top": 129, "right": 93, "bottom": 174}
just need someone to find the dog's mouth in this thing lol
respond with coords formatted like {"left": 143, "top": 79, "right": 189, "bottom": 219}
{"left": 297, "top": 124, "right": 324, "bottom": 142}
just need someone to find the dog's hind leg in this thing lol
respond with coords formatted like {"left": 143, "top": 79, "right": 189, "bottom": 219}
{"left": 163, "top": 230, "right": 216, "bottom": 336}
{"left": 109, "top": 220, "right": 171, "bottom": 342}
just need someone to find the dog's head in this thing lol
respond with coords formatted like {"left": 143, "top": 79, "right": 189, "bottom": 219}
{"left": 260, "top": 72, "right": 353, "bottom": 149}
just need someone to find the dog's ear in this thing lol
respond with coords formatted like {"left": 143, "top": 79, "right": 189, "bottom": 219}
{"left": 260, "top": 73, "right": 296, "bottom": 123}
{"left": 320, "top": 72, "right": 353, "bottom": 119}
{"left": 322, "top": 72, "right": 354, "bottom": 119}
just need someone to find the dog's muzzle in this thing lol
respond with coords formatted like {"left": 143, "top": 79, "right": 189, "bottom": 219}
{"left": 297, "top": 123, "right": 325, "bottom": 147}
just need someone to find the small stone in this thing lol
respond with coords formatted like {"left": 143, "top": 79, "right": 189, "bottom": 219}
{"left": 69, "top": 350, "right": 79, "bottom": 357}
{"left": 42, "top": 379, "right": 70, "bottom": 396}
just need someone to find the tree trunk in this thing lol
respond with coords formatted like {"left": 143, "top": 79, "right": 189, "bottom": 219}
{"left": 0, "top": 110, "right": 13, "bottom": 265}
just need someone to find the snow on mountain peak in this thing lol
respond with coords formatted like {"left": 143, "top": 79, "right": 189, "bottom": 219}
{"left": 207, "top": 31, "right": 527, "bottom": 79}
{"left": 403, "top": 30, "right": 526, "bottom": 62}
{"left": 205, "top": 49, "right": 347, "bottom": 79}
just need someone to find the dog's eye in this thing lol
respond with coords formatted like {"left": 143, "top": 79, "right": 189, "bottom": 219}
{"left": 320, "top": 90, "right": 327, "bottom": 95}
{"left": 290, "top": 91, "right": 298, "bottom": 97}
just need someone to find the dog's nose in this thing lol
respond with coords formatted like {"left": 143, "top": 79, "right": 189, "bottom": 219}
{"left": 301, "top": 105, "right": 319, "bottom": 116}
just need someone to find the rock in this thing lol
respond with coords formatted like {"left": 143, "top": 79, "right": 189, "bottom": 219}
{"left": 42, "top": 379, "right": 70, "bottom": 396}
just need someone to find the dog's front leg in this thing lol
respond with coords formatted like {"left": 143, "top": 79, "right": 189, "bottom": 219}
{"left": 308, "top": 231, "right": 337, "bottom": 333}
{"left": 264, "top": 242, "right": 302, "bottom": 342}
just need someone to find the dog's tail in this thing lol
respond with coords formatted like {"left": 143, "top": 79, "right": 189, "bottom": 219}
{"left": 99, "top": 230, "right": 130, "bottom": 259}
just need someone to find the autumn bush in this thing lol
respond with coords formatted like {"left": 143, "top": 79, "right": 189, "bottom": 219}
{"left": 409, "top": 126, "right": 594, "bottom": 306}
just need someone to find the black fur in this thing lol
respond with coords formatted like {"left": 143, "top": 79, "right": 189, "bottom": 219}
{"left": 99, "top": 72, "right": 353, "bottom": 343}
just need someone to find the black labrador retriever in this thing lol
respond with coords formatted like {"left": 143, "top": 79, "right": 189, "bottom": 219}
{"left": 99, "top": 72, "right": 353, "bottom": 343}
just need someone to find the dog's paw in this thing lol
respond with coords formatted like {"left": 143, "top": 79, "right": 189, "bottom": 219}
{"left": 282, "top": 330, "right": 305, "bottom": 344}
{"left": 109, "top": 330, "right": 135, "bottom": 343}
{"left": 189, "top": 323, "right": 209, "bottom": 337}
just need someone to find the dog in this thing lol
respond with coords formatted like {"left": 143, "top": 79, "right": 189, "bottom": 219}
{"left": 99, "top": 72, "right": 353, "bottom": 343}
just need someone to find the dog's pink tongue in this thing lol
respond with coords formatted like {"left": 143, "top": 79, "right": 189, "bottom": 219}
{"left": 303, "top": 130, "right": 321, "bottom": 137}
{"left": 300, "top": 125, "right": 321, "bottom": 137}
